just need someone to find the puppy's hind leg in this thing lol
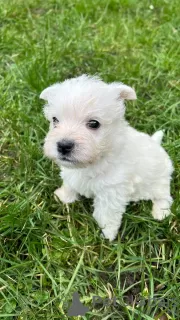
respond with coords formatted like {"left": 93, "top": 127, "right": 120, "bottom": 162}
{"left": 152, "top": 199, "right": 172, "bottom": 220}
{"left": 151, "top": 180, "right": 172, "bottom": 220}
{"left": 54, "top": 184, "right": 78, "bottom": 204}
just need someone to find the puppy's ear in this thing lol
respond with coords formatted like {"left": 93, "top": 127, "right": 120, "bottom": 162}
{"left": 40, "top": 87, "right": 51, "bottom": 101}
{"left": 119, "top": 84, "right": 137, "bottom": 100}
{"left": 40, "top": 84, "right": 60, "bottom": 101}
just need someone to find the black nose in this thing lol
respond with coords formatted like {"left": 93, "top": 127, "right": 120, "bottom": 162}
{"left": 57, "top": 140, "right": 74, "bottom": 155}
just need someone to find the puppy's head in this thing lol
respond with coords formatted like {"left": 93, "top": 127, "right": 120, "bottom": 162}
{"left": 40, "top": 75, "right": 136, "bottom": 168}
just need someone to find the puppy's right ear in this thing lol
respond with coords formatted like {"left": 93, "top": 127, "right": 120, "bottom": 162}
{"left": 40, "top": 87, "right": 51, "bottom": 101}
{"left": 40, "top": 84, "right": 61, "bottom": 121}
{"left": 40, "top": 84, "right": 60, "bottom": 102}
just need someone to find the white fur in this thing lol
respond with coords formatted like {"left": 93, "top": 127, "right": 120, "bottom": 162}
{"left": 40, "top": 75, "right": 173, "bottom": 241}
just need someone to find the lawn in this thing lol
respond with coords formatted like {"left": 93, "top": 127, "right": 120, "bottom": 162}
{"left": 0, "top": 0, "right": 180, "bottom": 319}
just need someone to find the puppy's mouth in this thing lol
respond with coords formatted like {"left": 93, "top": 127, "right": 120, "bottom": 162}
{"left": 60, "top": 157, "right": 72, "bottom": 162}
{"left": 59, "top": 156, "right": 74, "bottom": 163}
{"left": 58, "top": 156, "right": 79, "bottom": 165}
{"left": 58, "top": 156, "right": 89, "bottom": 168}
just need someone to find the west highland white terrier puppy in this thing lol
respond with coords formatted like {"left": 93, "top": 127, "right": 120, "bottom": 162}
{"left": 40, "top": 75, "right": 173, "bottom": 241}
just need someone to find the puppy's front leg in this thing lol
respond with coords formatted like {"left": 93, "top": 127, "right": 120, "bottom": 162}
{"left": 93, "top": 195, "right": 127, "bottom": 241}
{"left": 54, "top": 184, "right": 78, "bottom": 204}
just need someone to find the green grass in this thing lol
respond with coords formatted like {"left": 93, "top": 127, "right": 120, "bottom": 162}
{"left": 0, "top": 0, "right": 180, "bottom": 319}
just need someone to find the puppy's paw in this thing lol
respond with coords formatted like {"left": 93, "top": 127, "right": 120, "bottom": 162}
{"left": 152, "top": 207, "right": 171, "bottom": 220}
{"left": 101, "top": 227, "right": 118, "bottom": 242}
{"left": 54, "top": 186, "right": 78, "bottom": 204}
{"left": 152, "top": 200, "right": 171, "bottom": 220}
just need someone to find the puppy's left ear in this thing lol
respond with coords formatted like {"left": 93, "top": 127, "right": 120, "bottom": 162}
{"left": 118, "top": 84, "right": 137, "bottom": 100}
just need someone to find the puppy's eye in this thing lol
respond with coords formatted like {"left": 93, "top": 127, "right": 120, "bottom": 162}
{"left": 52, "top": 117, "right": 59, "bottom": 126}
{"left": 87, "top": 120, "right": 100, "bottom": 129}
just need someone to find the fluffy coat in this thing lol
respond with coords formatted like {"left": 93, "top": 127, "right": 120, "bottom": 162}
{"left": 40, "top": 75, "right": 173, "bottom": 241}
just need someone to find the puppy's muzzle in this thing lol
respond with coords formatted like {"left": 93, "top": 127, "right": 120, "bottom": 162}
{"left": 57, "top": 139, "right": 75, "bottom": 156}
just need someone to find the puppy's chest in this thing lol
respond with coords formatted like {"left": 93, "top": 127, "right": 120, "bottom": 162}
{"left": 61, "top": 169, "right": 100, "bottom": 198}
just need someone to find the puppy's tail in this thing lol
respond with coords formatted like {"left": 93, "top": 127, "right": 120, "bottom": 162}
{"left": 151, "top": 130, "right": 164, "bottom": 145}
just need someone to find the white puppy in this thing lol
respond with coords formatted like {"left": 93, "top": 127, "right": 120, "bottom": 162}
{"left": 40, "top": 75, "right": 173, "bottom": 241}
